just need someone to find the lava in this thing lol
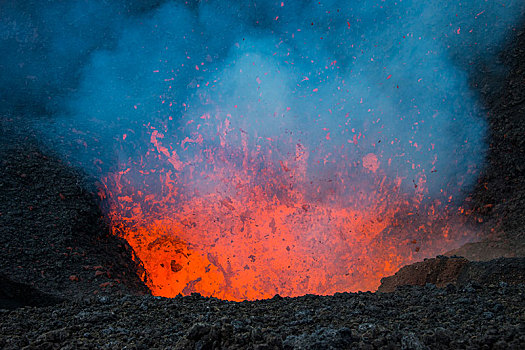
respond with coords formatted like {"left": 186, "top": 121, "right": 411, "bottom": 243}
{"left": 101, "top": 112, "right": 473, "bottom": 301}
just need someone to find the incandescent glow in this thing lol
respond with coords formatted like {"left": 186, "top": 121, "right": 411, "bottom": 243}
{"left": 15, "top": 0, "right": 523, "bottom": 300}
{"left": 100, "top": 107, "right": 475, "bottom": 300}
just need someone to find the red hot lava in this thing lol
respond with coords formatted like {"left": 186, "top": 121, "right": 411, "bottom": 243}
{"left": 101, "top": 112, "right": 474, "bottom": 301}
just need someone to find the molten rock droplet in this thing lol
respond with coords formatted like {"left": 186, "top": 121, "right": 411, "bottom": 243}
{"left": 362, "top": 153, "right": 379, "bottom": 173}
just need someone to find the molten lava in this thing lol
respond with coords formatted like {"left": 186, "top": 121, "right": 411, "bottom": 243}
{"left": 101, "top": 113, "right": 473, "bottom": 301}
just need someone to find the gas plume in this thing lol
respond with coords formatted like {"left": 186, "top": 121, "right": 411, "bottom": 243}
{"left": 2, "top": 1, "right": 524, "bottom": 299}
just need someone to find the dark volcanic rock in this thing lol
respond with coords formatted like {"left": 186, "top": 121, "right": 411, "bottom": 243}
{"left": 378, "top": 256, "right": 470, "bottom": 293}
{"left": 0, "top": 118, "right": 149, "bottom": 306}
{"left": 1, "top": 284, "right": 524, "bottom": 349}
{"left": 467, "top": 24, "right": 525, "bottom": 246}
{"left": 379, "top": 255, "right": 525, "bottom": 292}
{"left": 0, "top": 273, "right": 63, "bottom": 309}
{"left": 461, "top": 257, "right": 525, "bottom": 286}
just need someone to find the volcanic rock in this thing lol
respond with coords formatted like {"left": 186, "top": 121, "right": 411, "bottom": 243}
{"left": 0, "top": 119, "right": 149, "bottom": 306}
{"left": 378, "top": 255, "right": 525, "bottom": 292}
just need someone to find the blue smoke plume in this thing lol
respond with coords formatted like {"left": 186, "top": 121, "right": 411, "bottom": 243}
{"left": 2, "top": 0, "right": 524, "bottom": 226}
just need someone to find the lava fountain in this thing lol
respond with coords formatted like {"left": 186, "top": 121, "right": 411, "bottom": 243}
{"left": 99, "top": 99, "right": 478, "bottom": 300}
{"left": 25, "top": 1, "right": 524, "bottom": 300}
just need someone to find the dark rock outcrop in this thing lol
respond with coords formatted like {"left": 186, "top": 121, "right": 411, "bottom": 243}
{"left": 379, "top": 255, "right": 525, "bottom": 292}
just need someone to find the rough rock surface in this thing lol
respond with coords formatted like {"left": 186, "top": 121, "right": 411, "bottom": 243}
{"left": 464, "top": 22, "right": 525, "bottom": 255}
{"left": 1, "top": 283, "right": 524, "bottom": 349}
{"left": 379, "top": 255, "right": 525, "bottom": 292}
{"left": 378, "top": 256, "right": 470, "bottom": 293}
{"left": 0, "top": 119, "right": 149, "bottom": 308}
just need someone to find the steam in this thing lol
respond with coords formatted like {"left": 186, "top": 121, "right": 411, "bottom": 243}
{"left": 3, "top": 0, "right": 524, "bottom": 205}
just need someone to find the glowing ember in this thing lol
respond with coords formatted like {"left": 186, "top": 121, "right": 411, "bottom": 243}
{"left": 27, "top": 0, "right": 513, "bottom": 301}
{"left": 362, "top": 153, "right": 379, "bottom": 173}
{"left": 101, "top": 114, "right": 473, "bottom": 301}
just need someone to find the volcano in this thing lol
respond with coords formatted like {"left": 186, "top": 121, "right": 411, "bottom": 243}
{"left": 1, "top": 1, "right": 524, "bottom": 348}
{"left": 100, "top": 108, "right": 478, "bottom": 300}
{"left": 33, "top": 0, "right": 514, "bottom": 300}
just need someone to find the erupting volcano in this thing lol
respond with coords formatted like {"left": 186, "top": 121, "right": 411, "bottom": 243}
{"left": 22, "top": 0, "right": 523, "bottom": 301}
{"left": 101, "top": 114, "right": 475, "bottom": 300}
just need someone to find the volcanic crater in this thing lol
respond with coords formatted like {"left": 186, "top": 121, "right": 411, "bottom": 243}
{"left": 1, "top": 1, "right": 525, "bottom": 349}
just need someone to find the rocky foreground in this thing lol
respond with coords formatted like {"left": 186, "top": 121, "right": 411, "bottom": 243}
{"left": 0, "top": 121, "right": 523, "bottom": 349}
{"left": 1, "top": 281, "right": 524, "bottom": 350}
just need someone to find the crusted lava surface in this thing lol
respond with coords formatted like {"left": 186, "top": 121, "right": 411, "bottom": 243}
{"left": 1, "top": 18, "right": 525, "bottom": 350}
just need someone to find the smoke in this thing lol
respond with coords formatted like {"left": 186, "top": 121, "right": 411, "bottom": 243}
{"left": 3, "top": 0, "right": 525, "bottom": 298}
{"left": 3, "top": 0, "right": 524, "bottom": 201}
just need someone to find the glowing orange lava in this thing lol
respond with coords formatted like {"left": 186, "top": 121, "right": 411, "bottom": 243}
{"left": 101, "top": 114, "right": 473, "bottom": 301}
